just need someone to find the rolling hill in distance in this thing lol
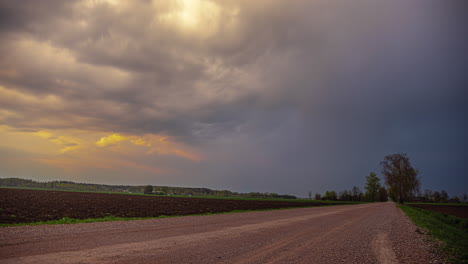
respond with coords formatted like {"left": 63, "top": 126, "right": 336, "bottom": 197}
{"left": 0, "top": 177, "right": 297, "bottom": 199}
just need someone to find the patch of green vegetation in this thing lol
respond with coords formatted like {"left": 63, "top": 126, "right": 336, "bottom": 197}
{"left": 0, "top": 216, "right": 154, "bottom": 227}
{"left": 399, "top": 205, "right": 468, "bottom": 263}
{"left": 407, "top": 202, "right": 468, "bottom": 206}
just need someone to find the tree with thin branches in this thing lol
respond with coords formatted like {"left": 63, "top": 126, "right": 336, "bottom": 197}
{"left": 380, "top": 153, "right": 420, "bottom": 204}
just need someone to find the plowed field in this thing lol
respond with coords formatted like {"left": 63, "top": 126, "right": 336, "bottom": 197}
{"left": 0, "top": 188, "right": 348, "bottom": 224}
{"left": 408, "top": 204, "right": 468, "bottom": 219}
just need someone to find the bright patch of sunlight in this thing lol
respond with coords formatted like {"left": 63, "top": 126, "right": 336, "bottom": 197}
{"left": 157, "top": 0, "right": 224, "bottom": 37}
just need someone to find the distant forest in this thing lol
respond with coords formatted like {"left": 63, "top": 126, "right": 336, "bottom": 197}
{"left": 0, "top": 178, "right": 297, "bottom": 199}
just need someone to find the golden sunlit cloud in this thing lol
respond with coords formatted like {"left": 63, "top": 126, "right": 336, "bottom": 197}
{"left": 82, "top": 0, "right": 121, "bottom": 8}
{"left": 0, "top": 126, "right": 85, "bottom": 154}
{"left": 0, "top": 125, "right": 200, "bottom": 179}
{"left": 0, "top": 124, "right": 200, "bottom": 162}
{"left": 96, "top": 133, "right": 129, "bottom": 147}
{"left": 176, "top": 0, "right": 219, "bottom": 28}
{"left": 96, "top": 133, "right": 201, "bottom": 161}
{"left": 130, "top": 137, "right": 152, "bottom": 147}
{"left": 0, "top": 125, "right": 60, "bottom": 155}
{"left": 155, "top": 0, "right": 238, "bottom": 38}
{"left": 34, "top": 131, "right": 81, "bottom": 153}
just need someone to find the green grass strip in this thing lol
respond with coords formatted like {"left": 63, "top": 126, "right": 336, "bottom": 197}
{"left": 407, "top": 202, "right": 468, "bottom": 206}
{"left": 399, "top": 204, "right": 468, "bottom": 264}
{"left": 0, "top": 216, "right": 154, "bottom": 227}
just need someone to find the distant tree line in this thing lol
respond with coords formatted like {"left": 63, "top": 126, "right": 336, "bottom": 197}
{"left": 309, "top": 153, "right": 466, "bottom": 204}
{"left": 0, "top": 178, "right": 144, "bottom": 193}
{"left": 312, "top": 172, "right": 388, "bottom": 202}
{"left": 148, "top": 186, "right": 296, "bottom": 199}
{"left": 314, "top": 184, "right": 388, "bottom": 203}
{"left": 416, "top": 189, "right": 467, "bottom": 204}
{"left": 0, "top": 178, "right": 297, "bottom": 199}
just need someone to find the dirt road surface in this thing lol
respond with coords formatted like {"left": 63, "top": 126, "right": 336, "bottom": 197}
{"left": 0, "top": 202, "right": 442, "bottom": 264}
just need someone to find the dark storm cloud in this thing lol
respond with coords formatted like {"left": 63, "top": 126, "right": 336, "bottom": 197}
{"left": 0, "top": 0, "right": 466, "bottom": 196}
{"left": 0, "top": 0, "right": 300, "bottom": 142}
{"left": 0, "top": 0, "right": 70, "bottom": 33}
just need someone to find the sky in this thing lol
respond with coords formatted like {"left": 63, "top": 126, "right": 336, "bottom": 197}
{"left": 0, "top": 0, "right": 466, "bottom": 197}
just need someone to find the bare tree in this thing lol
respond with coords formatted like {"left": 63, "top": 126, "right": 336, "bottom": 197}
{"left": 380, "top": 153, "right": 420, "bottom": 204}
{"left": 440, "top": 190, "right": 449, "bottom": 203}
{"left": 339, "top": 190, "right": 352, "bottom": 201}
{"left": 351, "top": 186, "right": 363, "bottom": 201}
{"left": 423, "top": 189, "right": 433, "bottom": 202}
{"left": 433, "top": 191, "right": 441, "bottom": 203}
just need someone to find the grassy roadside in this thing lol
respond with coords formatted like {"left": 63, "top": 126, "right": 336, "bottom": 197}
{"left": 0, "top": 204, "right": 355, "bottom": 227}
{"left": 399, "top": 204, "right": 468, "bottom": 264}
{"left": 408, "top": 202, "right": 468, "bottom": 206}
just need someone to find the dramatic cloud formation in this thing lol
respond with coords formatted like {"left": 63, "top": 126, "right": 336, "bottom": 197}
{"left": 0, "top": 0, "right": 466, "bottom": 196}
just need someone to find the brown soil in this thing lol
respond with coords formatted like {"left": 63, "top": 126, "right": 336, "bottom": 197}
{"left": 0, "top": 188, "right": 348, "bottom": 224}
{"left": 408, "top": 204, "right": 468, "bottom": 218}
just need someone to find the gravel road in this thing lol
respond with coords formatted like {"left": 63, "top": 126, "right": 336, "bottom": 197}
{"left": 0, "top": 202, "right": 444, "bottom": 264}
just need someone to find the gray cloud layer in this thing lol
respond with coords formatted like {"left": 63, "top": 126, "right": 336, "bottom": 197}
{"left": 0, "top": 0, "right": 466, "bottom": 196}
